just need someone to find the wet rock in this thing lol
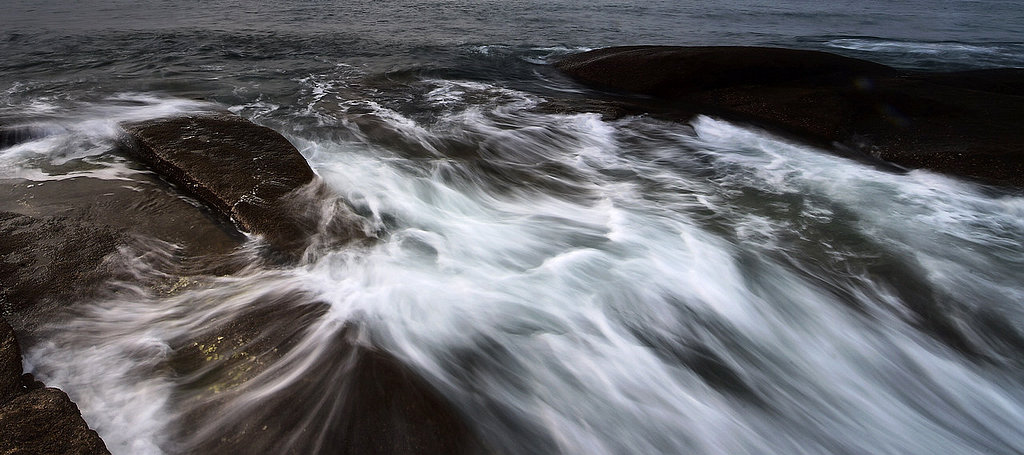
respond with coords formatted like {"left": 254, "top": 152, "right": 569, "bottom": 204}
{"left": 0, "top": 175, "right": 245, "bottom": 267}
{"left": 0, "top": 211, "right": 124, "bottom": 316}
{"left": 337, "top": 347, "right": 488, "bottom": 455}
{"left": 1, "top": 318, "right": 21, "bottom": 404}
{"left": 2, "top": 319, "right": 109, "bottom": 454}
{"left": 557, "top": 46, "right": 897, "bottom": 98}
{"left": 556, "top": 46, "right": 1024, "bottom": 187}
{"left": 0, "top": 176, "right": 250, "bottom": 453}
{"left": 121, "top": 113, "right": 358, "bottom": 255}
{"left": 0, "top": 387, "right": 110, "bottom": 455}
{"left": 179, "top": 321, "right": 490, "bottom": 455}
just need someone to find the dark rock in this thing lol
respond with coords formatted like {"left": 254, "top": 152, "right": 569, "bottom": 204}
{"left": 557, "top": 46, "right": 896, "bottom": 98}
{"left": 0, "top": 211, "right": 124, "bottom": 315}
{"left": 21, "top": 373, "right": 45, "bottom": 391}
{"left": 4, "top": 320, "right": 108, "bottom": 453}
{"left": 178, "top": 321, "right": 489, "bottom": 455}
{"left": 0, "top": 175, "right": 245, "bottom": 266}
{"left": 121, "top": 113, "right": 362, "bottom": 255}
{"left": 0, "top": 387, "right": 110, "bottom": 455}
{"left": 1, "top": 318, "right": 22, "bottom": 404}
{"left": 556, "top": 46, "right": 1024, "bottom": 187}
{"left": 337, "top": 346, "right": 488, "bottom": 455}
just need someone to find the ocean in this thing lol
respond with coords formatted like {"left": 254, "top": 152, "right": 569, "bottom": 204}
{"left": 3, "top": 0, "right": 1024, "bottom": 453}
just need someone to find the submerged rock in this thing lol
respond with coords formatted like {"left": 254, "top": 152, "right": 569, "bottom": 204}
{"left": 122, "top": 113, "right": 364, "bottom": 256}
{"left": 556, "top": 46, "right": 1024, "bottom": 187}
{"left": 172, "top": 303, "right": 490, "bottom": 455}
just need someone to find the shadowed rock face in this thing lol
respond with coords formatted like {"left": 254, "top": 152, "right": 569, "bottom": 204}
{"left": 557, "top": 46, "right": 897, "bottom": 98}
{"left": 1, "top": 319, "right": 21, "bottom": 404}
{"left": 556, "top": 46, "right": 1024, "bottom": 187}
{"left": 122, "top": 113, "right": 337, "bottom": 255}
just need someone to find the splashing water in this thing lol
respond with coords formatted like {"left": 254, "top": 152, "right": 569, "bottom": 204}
{"left": 17, "top": 79, "right": 1024, "bottom": 455}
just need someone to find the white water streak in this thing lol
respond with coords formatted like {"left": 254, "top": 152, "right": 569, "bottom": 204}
{"left": 17, "top": 84, "right": 1024, "bottom": 455}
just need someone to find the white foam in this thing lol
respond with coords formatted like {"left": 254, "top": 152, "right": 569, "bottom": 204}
{"left": 21, "top": 89, "right": 1024, "bottom": 455}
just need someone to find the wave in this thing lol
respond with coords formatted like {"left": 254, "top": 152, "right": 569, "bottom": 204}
{"left": 17, "top": 80, "right": 1024, "bottom": 454}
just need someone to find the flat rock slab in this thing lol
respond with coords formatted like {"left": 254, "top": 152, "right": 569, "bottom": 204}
{"left": 0, "top": 176, "right": 244, "bottom": 261}
{"left": 122, "top": 113, "right": 319, "bottom": 253}
{"left": 557, "top": 46, "right": 1024, "bottom": 187}
{"left": 0, "top": 211, "right": 124, "bottom": 316}
{"left": 0, "top": 387, "right": 110, "bottom": 455}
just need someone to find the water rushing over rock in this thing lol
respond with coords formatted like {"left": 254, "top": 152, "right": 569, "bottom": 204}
{"left": 8, "top": 85, "right": 1019, "bottom": 453}
{"left": 556, "top": 46, "right": 1024, "bottom": 187}
{"left": 3, "top": 1, "right": 1024, "bottom": 453}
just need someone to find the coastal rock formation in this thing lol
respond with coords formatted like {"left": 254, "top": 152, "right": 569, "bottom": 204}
{"left": 1, "top": 319, "right": 110, "bottom": 454}
{"left": 2, "top": 111, "right": 477, "bottom": 454}
{"left": 181, "top": 323, "right": 489, "bottom": 454}
{"left": 122, "top": 113, "right": 363, "bottom": 256}
{"left": 0, "top": 387, "right": 110, "bottom": 455}
{"left": 556, "top": 46, "right": 1024, "bottom": 187}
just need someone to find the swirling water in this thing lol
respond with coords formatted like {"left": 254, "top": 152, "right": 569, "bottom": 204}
{"left": 3, "top": 0, "right": 1024, "bottom": 454}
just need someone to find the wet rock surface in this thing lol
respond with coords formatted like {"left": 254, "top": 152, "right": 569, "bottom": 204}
{"left": 0, "top": 146, "right": 251, "bottom": 452}
{"left": 121, "top": 113, "right": 362, "bottom": 255}
{"left": 1, "top": 319, "right": 21, "bottom": 404}
{"left": 2, "top": 318, "right": 110, "bottom": 454}
{"left": 556, "top": 46, "right": 1024, "bottom": 187}
{"left": 0, "top": 174, "right": 246, "bottom": 321}
{"left": 2, "top": 112, "right": 478, "bottom": 454}
{"left": 0, "top": 210, "right": 125, "bottom": 316}
{"left": 0, "top": 387, "right": 110, "bottom": 455}
{"left": 0, "top": 175, "right": 246, "bottom": 273}
{"left": 180, "top": 321, "right": 490, "bottom": 455}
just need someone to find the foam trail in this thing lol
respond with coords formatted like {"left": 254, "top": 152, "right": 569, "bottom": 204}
{"left": 19, "top": 83, "right": 1024, "bottom": 455}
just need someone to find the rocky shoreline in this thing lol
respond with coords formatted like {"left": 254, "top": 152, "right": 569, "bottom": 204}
{"left": 1, "top": 113, "right": 484, "bottom": 454}
{"left": 556, "top": 46, "right": 1024, "bottom": 188}
{"left": 3, "top": 45, "right": 1022, "bottom": 453}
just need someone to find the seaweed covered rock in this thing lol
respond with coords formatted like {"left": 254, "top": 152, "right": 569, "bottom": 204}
{"left": 557, "top": 46, "right": 1024, "bottom": 187}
